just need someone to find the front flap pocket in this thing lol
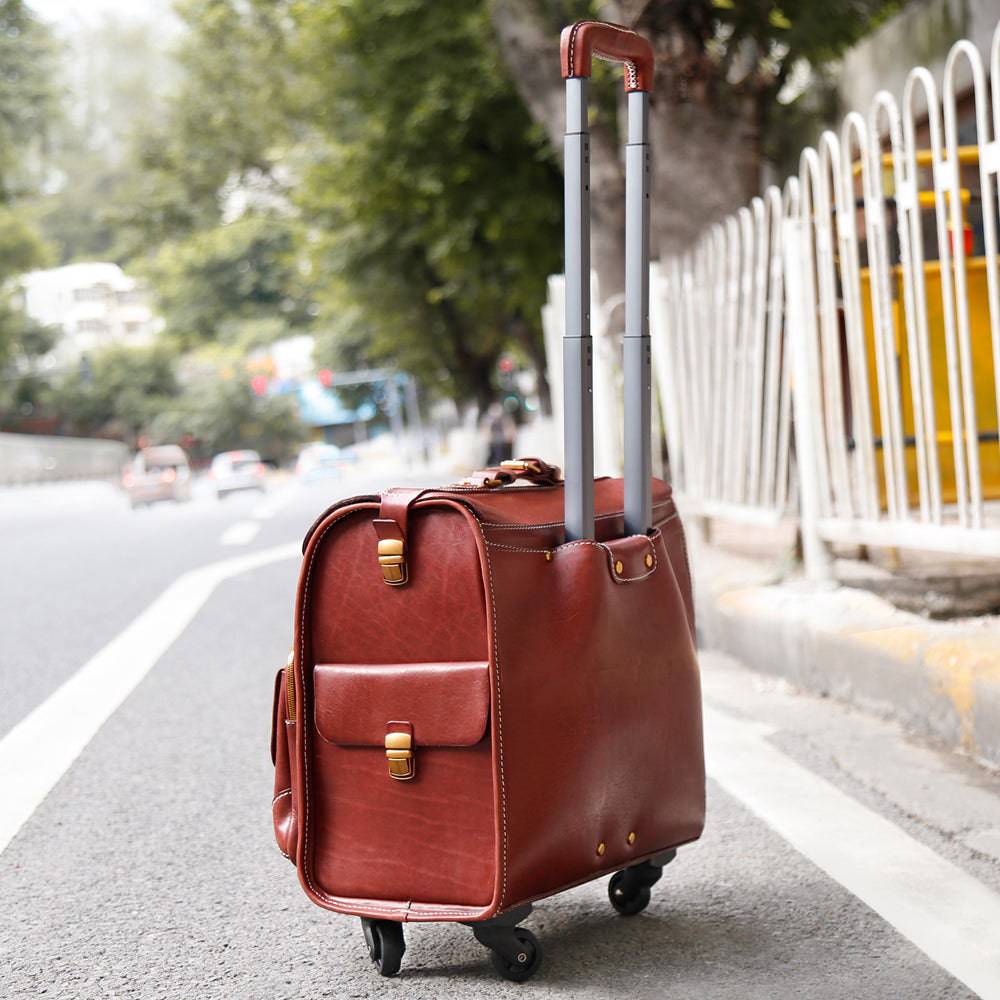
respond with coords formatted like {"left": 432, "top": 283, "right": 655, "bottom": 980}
{"left": 313, "top": 661, "right": 490, "bottom": 748}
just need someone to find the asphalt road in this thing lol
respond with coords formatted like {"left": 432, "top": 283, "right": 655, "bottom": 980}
{"left": 2, "top": 467, "right": 999, "bottom": 999}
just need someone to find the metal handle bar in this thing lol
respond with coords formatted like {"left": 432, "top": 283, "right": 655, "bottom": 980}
{"left": 562, "top": 22, "right": 653, "bottom": 540}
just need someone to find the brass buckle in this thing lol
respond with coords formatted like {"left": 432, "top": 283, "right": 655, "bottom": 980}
{"left": 377, "top": 538, "right": 406, "bottom": 586}
{"left": 385, "top": 731, "right": 414, "bottom": 780}
{"left": 455, "top": 475, "right": 503, "bottom": 488}
{"left": 500, "top": 459, "right": 541, "bottom": 475}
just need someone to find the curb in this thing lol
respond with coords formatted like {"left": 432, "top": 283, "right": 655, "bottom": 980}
{"left": 691, "top": 539, "right": 1000, "bottom": 770}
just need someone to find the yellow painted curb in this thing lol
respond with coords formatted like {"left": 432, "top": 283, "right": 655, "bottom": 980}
{"left": 845, "top": 626, "right": 930, "bottom": 664}
{"left": 923, "top": 637, "right": 1000, "bottom": 752}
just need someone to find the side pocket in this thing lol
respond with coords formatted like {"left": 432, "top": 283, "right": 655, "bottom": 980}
{"left": 271, "top": 666, "right": 298, "bottom": 863}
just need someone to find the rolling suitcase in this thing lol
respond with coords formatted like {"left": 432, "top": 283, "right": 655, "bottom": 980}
{"left": 270, "top": 19, "right": 705, "bottom": 982}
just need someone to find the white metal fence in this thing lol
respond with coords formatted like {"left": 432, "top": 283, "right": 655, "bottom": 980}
{"left": 655, "top": 23, "right": 1000, "bottom": 574}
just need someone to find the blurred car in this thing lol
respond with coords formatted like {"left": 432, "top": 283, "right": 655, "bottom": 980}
{"left": 122, "top": 445, "right": 192, "bottom": 508}
{"left": 210, "top": 449, "right": 267, "bottom": 499}
{"left": 295, "top": 443, "right": 356, "bottom": 481}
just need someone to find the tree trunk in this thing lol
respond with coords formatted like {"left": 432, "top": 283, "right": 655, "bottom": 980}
{"left": 490, "top": 0, "right": 626, "bottom": 307}
{"left": 631, "top": 2, "right": 763, "bottom": 258}
{"left": 509, "top": 312, "right": 552, "bottom": 415}
{"left": 491, "top": 0, "right": 762, "bottom": 276}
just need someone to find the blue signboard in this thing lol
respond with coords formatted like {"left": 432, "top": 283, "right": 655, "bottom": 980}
{"left": 295, "top": 379, "right": 377, "bottom": 428}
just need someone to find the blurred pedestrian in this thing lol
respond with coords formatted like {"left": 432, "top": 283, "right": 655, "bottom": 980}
{"left": 482, "top": 402, "right": 516, "bottom": 465}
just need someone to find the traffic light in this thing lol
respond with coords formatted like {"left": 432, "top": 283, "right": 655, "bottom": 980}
{"left": 251, "top": 374, "right": 268, "bottom": 396}
{"left": 318, "top": 368, "right": 334, "bottom": 388}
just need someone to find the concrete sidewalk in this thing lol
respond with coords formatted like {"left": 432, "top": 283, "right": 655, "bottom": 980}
{"left": 689, "top": 531, "right": 1000, "bottom": 771}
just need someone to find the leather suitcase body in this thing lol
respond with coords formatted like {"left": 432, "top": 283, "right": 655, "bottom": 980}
{"left": 271, "top": 20, "right": 705, "bottom": 981}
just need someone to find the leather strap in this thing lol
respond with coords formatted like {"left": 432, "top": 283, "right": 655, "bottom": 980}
{"left": 372, "top": 487, "right": 428, "bottom": 586}
{"left": 560, "top": 21, "right": 654, "bottom": 93}
{"left": 377, "top": 487, "right": 427, "bottom": 542}
{"left": 459, "top": 457, "right": 562, "bottom": 489}
{"left": 368, "top": 464, "right": 560, "bottom": 584}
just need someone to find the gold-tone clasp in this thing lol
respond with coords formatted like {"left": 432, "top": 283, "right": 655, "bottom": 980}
{"left": 500, "top": 459, "right": 540, "bottom": 475}
{"left": 377, "top": 538, "right": 407, "bottom": 586}
{"left": 385, "top": 731, "right": 414, "bottom": 780}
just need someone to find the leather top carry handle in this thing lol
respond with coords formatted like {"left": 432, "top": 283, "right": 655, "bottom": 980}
{"left": 562, "top": 20, "right": 653, "bottom": 541}
{"left": 559, "top": 21, "right": 654, "bottom": 93}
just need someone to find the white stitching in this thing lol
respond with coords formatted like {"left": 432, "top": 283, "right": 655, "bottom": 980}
{"left": 485, "top": 541, "right": 551, "bottom": 553}
{"left": 272, "top": 788, "right": 292, "bottom": 806}
{"left": 481, "top": 500, "right": 673, "bottom": 530}
{"left": 608, "top": 534, "right": 658, "bottom": 582}
{"left": 479, "top": 518, "right": 509, "bottom": 910}
{"left": 486, "top": 532, "right": 662, "bottom": 584}
{"left": 484, "top": 510, "right": 677, "bottom": 544}
{"left": 455, "top": 502, "right": 510, "bottom": 912}
{"left": 568, "top": 20, "right": 641, "bottom": 90}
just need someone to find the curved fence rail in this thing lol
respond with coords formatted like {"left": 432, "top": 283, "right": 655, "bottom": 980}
{"left": 653, "top": 21, "right": 1000, "bottom": 573}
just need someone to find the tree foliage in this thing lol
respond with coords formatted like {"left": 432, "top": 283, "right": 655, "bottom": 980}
{"left": 111, "top": 0, "right": 297, "bottom": 257}
{"left": 0, "top": 0, "right": 59, "bottom": 203}
{"left": 0, "top": 1, "right": 58, "bottom": 402}
{"left": 494, "top": 0, "right": 905, "bottom": 280}
{"left": 2, "top": 0, "right": 911, "bottom": 444}
{"left": 51, "top": 343, "right": 178, "bottom": 442}
{"left": 291, "top": 0, "right": 563, "bottom": 409}
{"left": 144, "top": 214, "right": 316, "bottom": 349}
{"left": 147, "top": 370, "right": 304, "bottom": 463}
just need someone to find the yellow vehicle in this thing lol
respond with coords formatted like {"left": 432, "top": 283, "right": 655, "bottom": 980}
{"left": 856, "top": 146, "right": 1000, "bottom": 506}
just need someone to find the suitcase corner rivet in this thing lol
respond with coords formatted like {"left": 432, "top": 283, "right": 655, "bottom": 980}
{"left": 627, "top": 831, "right": 637, "bottom": 845}
{"left": 544, "top": 550, "right": 553, "bottom": 562}
{"left": 596, "top": 841, "right": 606, "bottom": 857}
{"left": 614, "top": 560, "right": 624, "bottom": 576}
{"left": 644, "top": 553, "right": 653, "bottom": 569}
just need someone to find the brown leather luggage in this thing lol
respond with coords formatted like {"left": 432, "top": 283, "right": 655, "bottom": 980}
{"left": 270, "top": 20, "right": 705, "bottom": 982}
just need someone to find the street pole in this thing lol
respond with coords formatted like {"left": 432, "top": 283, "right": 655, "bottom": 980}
{"left": 403, "top": 375, "right": 425, "bottom": 464}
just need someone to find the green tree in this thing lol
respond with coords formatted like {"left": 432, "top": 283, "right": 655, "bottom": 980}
{"left": 492, "top": 0, "right": 905, "bottom": 301}
{"left": 0, "top": 0, "right": 59, "bottom": 203}
{"left": 144, "top": 214, "right": 316, "bottom": 348}
{"left": 292, "top": 0, "right": 563, "bottom": 411}
{"left": 0, "top": 200, "right": 55, "bottom": 433}
{"left": 147, "top": 369, "right": 305, "bottom": 463}
{"left": 111, "top": 0, "right": 297, "bottom": 257}
{"left": 0, "top": 0, "right": 59, "bottom": 405}
{"left": 27, "top": 12, "right": 177, "bottom": 264}
{"left": 52, "top": 343, "right": 178, "bottom": 443}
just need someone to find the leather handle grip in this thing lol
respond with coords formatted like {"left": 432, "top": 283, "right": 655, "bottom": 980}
{"left": 560, "top": 21, "right": 654, "bottom": 93}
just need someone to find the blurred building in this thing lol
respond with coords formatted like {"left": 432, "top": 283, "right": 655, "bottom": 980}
{"left": 18, "top": 262, "right": 163, "bottom": 368}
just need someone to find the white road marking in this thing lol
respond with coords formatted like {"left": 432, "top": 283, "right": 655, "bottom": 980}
{"left": 0, "top": 542, "right": 299, "bottom": 856}
{"left": 705, "top": 705, "right": 1000, "bottom": 999}
{"left": 250, "top": 487, "right": 295, "bottom": 520}
{"left": 220, "top": 520, "right": 261, "bottom": 545}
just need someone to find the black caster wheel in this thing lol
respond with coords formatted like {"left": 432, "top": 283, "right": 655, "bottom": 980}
{"left": 361, "top": 918, "right": 405, "bottom": 977}
{"left": 489, "top": 927, "right": 542, "bottom": 983}
{"left": 608, "top": 870, "right": 652, "bottom": 916}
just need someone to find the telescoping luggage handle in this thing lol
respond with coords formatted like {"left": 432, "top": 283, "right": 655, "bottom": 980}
{"left": 561, "top": 21, "right": 654, "bottom": 542}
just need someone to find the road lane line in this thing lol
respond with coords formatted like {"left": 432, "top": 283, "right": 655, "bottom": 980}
{"left": 251, "top": 487, "right": 295, "bottom": 520}
{"left": 0, "top": 542, "right": 299, "bottom": 856}
{"left": 704, "top": 705, "right": 1000, "bottom": 999}
{"left": 220, "top": 520, "right": 261, "bottom": 545}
